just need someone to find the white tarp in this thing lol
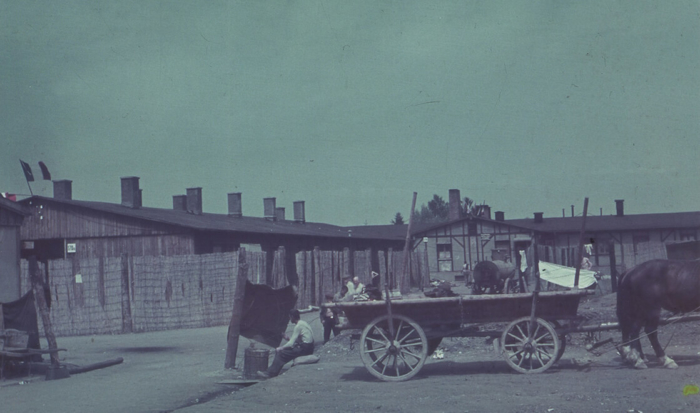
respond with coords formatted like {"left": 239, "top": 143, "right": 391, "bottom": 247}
{"left": 537, "top": 261, "right": 597, "bottom": 289}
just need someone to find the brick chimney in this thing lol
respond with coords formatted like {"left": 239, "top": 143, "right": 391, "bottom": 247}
{"left": 534, "top": 212, "right": 544, "bottom": 223}
{"left": 228, "top": 193, "right": 242, "bottom": 217}
{"left": 494, "top": 211, "right": 504, "bottom": 221}
{"left": 615, "top": 199, "right": 624, "bottom": 217}
{"left": 173, "top": 195, "right": 187, "bottom": 211}
{"left": 121, "top": 177, "right": 141, "bottom": 208}
{"left": 186, "top": 187, "right": 202, "bottom": 215}
{"left": 293, "top": 201, "right": 305, "bottom": 223}
{"left": 263, "top": 198, "right": 276, "bottom": 220}
{"left": 275, "top": 207, "right": 285, "bottom": 221}
{"left": 448, "top": 189, "right": 461, "bottom": 220}
{"left": 53, "top": 180, "right": 72, "bottom": 200}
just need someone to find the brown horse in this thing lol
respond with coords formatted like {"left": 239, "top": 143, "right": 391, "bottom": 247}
{"left": 616, "top": 259, "right": 700, "bottom": 369}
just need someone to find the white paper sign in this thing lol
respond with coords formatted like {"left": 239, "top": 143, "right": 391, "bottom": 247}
{"left": 75, "top": 274, "right": 83, "bottom": 284}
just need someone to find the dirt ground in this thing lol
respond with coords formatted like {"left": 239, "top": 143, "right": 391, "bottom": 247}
{"left": 3, "top": 289, "right": 700, "bottom": 413}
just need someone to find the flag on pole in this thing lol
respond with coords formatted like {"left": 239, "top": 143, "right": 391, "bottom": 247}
{"left": 20, "top": 159, "right": 34, "bottom": 182}
{"left": 1, "top": 192, "right": 17, "bottom": 201}
{"left": 39, "top": 161, "right": 51, "bottom": 180}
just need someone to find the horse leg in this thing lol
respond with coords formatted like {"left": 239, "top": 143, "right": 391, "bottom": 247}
{"left": 645, "top": 324, "right": 679, "bottom": 369}
{"left": 628, "top": 321, "right": 648, "bottom": 369}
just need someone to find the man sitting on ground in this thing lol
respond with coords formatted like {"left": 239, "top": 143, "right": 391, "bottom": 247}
{"left": 257, "top": 309, "right": 314, "bottom": 378}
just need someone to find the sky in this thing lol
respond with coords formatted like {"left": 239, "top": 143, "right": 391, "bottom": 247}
{"left": 1, "top": 1, "right": 698, "bottom": 226}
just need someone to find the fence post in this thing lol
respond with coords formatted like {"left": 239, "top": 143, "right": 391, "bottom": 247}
{"left": 120, "top": 253, "right": 133, "bottom": 333}
{"left": 29, "top": 255, "right": 60, "bottom": 365}
{"left": 608, "top": 241, "right": 618, "bottom": 293}
{"left": 225, "top": 248, "right": 248, "bottom": 369}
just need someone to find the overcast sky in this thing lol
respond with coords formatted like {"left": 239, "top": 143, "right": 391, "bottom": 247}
{"left": 2, "top": 1, "right": 698, "bottom": 225}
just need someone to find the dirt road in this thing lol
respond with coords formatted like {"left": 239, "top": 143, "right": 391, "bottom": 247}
{"left": 2, "top": 294, "right": 700, "bottom": 413}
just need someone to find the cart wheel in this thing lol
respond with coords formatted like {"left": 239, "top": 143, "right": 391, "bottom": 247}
{"left": 360, "top": 314, "right": 428, "bottom": 382}
{"left": 501, "top": 317, "right": 560, "bottom": 374}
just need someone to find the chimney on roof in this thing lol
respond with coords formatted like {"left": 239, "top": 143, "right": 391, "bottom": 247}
{"left": 228, "top": 192, "right": 242, "bottom": 217}
{"left": 495, "top": 211, "right": 504, "bottom": 221}
{"left": 173, "top": 195, "right": 187, "bottom": 211}
{"left": 293, "top": 201, "right": 305, "bottom": 223}
{"left": 263, "top": 198, "right": 276, "bottom": 220}
{"left": 121, "top": 177, "right": 141, "bottom": 208}
{"left": 571, "top": 205, "right": 575, "bottom": 217}
{"left": 448, "top": 189, "right": 461, "bottom": 220}
{"left": 615, "top": 199, "right": 624, "bottom": 217}
{"left": 53, "top": 180, "right": 72, "bottom": 200}
{"left": 534, "top": 212, "right": 544, "bottom": 223}
{"left": 186, "top": 187, "right": 202, "bottom": 215}
{"left": 480, "top": 205, "right": 491, "bottom": 220}
{"left": 275, "top": 207, "right": 285, "bottom": 221}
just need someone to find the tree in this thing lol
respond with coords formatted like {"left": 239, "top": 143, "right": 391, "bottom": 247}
{"left": 412, "top": 193, "right": 487, "bottom": 223}
{"left": 391, "top": 212, "right": 405, "bottom": 225}
{"left": 412, "top": 194, "right": 450, "bottom": 224}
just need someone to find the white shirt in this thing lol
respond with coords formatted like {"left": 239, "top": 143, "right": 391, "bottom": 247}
{"left": 346, "top": 281, "right": 365, "bottom": 296}
{"left": 282, "top": 319, "right": 314, "bottom": 349}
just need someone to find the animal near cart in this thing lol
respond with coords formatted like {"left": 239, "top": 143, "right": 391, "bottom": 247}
{"left": 324, "top": 289, "right": 594, "bottom": 381}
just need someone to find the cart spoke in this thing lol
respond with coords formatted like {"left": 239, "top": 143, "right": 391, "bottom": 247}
{"left": 365, "top": 346, "right": 389, "bottom": 354}
{"left": 515, "top": 324, "right": 527, "bottom": 339}
{"left": 536, "top": 348, "right": 553, "bottom": 361}
{"left": 400, "top": 348, "right": 422, "bottom": 361}
{"left": 373, "top": 326, "right": 391, "bottom": 343}
{"left": 398, "top": 353, "right": 416, "bottom": 372}
{"left": 531, "top": 323, "right": 540, "bottom": 339}
{"left": 397, "top": 328, "right": 416, "bottom": 344}
{"left": 366, "top": 336, "right": 388, "bottom": 346}
{"left": 370, "top": 352, "right": 389, "bottom": 368}
{"left": 395, "top": 320, "right": 405, "bottom": 341}
{"left": 507, "top": 332, "right": 527, "bottom": 343}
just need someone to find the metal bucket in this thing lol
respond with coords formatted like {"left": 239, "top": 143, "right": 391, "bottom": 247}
{"left": 243, "top": 347, "right": 270, "bottom": 379}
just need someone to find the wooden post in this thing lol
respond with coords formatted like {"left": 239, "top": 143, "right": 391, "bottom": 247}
{"left": 120, "top": 253, "right": 133, "bottom": 333}
{"left": 225, "top": 248, "right": 248, "bottom": 369}
{"left": 400, "top": 192, "right": 418, "bottom": 294}
{"left": 573, "top": 197, "right": 589, "bottom": 289}
{"left": 608, "top": 240, "right": 618, "bottom": 293}
{"left": 28, "top": 256, "right": 60, "bottom": 365}
{"left": 532, "top": 236, "right": 541, "bottom": 292}
{"left": 313, "top": 247, "right": 321, "bottom": 306}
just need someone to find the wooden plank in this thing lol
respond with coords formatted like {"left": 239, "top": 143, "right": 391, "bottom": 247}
{"left": 313, "top": 247, "right": 321, "bottom": 306}
{"left": 28, "top": 255, "right": 60, "bottom": 365}
{"left": 225, "top": 248, "right": 248, "bottom": 369}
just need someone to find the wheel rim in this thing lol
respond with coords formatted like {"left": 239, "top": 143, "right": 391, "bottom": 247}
{"left": 501, "top": 317, "right": 560, "bottom": 374}
{"left": 360, "top": 314, "right": 428, "bottom": 382}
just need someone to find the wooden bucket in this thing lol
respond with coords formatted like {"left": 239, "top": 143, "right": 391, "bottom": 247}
{"left": 243, "top": 347, "right": 270, "bottom": 379}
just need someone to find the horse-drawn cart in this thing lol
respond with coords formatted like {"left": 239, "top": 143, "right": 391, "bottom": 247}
{"left": 324, "top": 289, "right": 594, "bottom": 381}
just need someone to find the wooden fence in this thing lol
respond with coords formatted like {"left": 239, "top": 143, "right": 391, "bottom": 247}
{"left": 20, "top": 248, "right": 429, "bottom": 337}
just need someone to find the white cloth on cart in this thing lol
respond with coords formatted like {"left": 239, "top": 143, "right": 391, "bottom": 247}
{"left": 537, "top": 261, "right": 597, "bottom": 289}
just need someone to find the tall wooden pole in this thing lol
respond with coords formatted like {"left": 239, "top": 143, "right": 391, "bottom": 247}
{"left": 28, "top": 255, "right": 59, "bottom": 365}
{"left": 573, "top": 197, "right": 589, "bottom": 289}
{"left": 225, "top": 248, "right": 248, "bottom": 369}
{"left": 400, "top": 192, "right": 418, "bottom": 294}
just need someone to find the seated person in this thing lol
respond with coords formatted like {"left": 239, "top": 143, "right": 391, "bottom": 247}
{"left": 257, "top": 310, "right": 314, "bottom": 378}
{"left": 346, "top": 276, "right": 365, "bottom": 296}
